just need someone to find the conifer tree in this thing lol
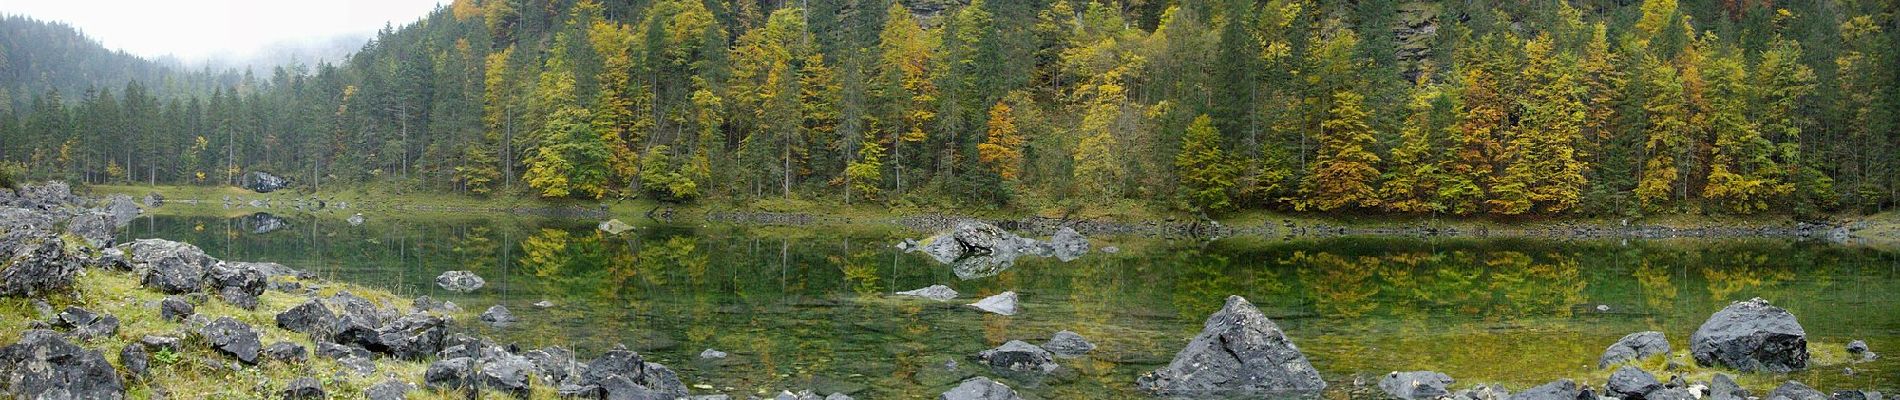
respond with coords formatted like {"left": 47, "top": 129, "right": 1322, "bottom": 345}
{"left": 1703, "top": 45, "right": 1787, "bottom": 214}
{"left": 1175, "top": 114, "right": 1237, "bottom": 213}
{"left": 1493, "top": 33, "right": 1586, "bottom": 214}
{"left": 1755, "top": 38, "right": 1831, "bottom": 214}
{"left": 1306, "top": 89, "right": 1382, "bottom": 211}
{"left": 1636, "top": 58, "right": 1690, "bottom": 208}
{"left": 1380, "top": 72, "right": 1447, "bottom": 213}
{"left": 977, "top": 101, "right": 1024, "bottom": 182}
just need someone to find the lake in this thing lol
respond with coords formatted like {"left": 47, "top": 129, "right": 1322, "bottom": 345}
{"left": 122, "top": 213, "right": 1897, "bottom": 398}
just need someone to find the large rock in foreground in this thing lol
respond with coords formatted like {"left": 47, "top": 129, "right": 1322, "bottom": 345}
{"left": 1136, "top": 295, "right": 1325, "bottom": 396}
{"left": 0, "top": 330, "right": 126, "bottom": 399}
{"left": 1690, "top": 298, "right": 1809, "bottom": 372}
{"left": 123, "top": 239, "right": 220, "bottom": 294}
{"left": 0, "top": 235, "right": 82, "bottom": 297}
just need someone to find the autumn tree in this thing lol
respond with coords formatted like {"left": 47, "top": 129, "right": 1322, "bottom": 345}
{"left": 1755, "top": 38, "right": 1831, "bottom": 214}
{"left": 1380, "top": 72, "right": 1449, "bottom": 213}
{"left": 977, "top": 100, "right": 1024, "bottom": 182}
{"left": 1492, "top": 33, "right": 1586, "bottom": 215}
{"left": 1175, "top": 114, "right": 1238, "bottom": 213}
{"left": 1302, "top": 28, "right": 1381, "bottom": 211}
{"left": 1636, "top": 58, "right": 1690, "bottom": 208}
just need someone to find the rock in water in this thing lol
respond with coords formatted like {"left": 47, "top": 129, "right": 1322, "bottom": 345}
{"left": 1606, "top": 366, "right": 1662, "bottom": 399}
{"left": 0, "top": 330, "right": 125, "bottom": 399}
{"left": 1137, "top": 295, "right": 1325, "bottom": 396}
{"left": 242, "top": 171, "right": 290, "bottom": 193}
{"left": 1600, "top": 331, "right": 1671, "bottom": 369}
{"left": 1767, "top": 381, "right": 1828, "bottom": 400}
{"left": 124, "top": 239, "right": 220, "bottom": 294}
{"left": 1041, "top": 330, "right": 1096, "bottom": 357}
{"left": 1046, "top": 227, "right": 1090, "bottom": 261}
{"left": 976, "top": 340, "right": 1058, "bottom": 373}
{"left": 1508, "top": 379, "right": 1581, "bottom": 400}
{"left": 969, "top": 291, "right": 1018, "bottom": 316}
{"left": 283, "top": 377, "right": 324, "bottom": 399}
{"left": 1690, "top": 298, "right": 1809, "bottom": 372}
{"left": 599, "top": 219, "right": 634, "bottom": 234}
{"left": 940, "top": 377, "right": 1024, "bottom": 400}
{"left": 435, "top": 270, "right": 486, "bottom": 292}
{"left": 481, "top": 304, "right": 518, "bottom": 327}
{"left": 1380, "top": 371, "right": 1454, "bottom": 400}
{"left": 700, "top": 348, "right": 728, "bottom": 359}
{"left": 200, "top": 317, "right": 262, "bottom": 364}
{"left": 896, "top": 285, "right": 959, "bottom": 301}
{"left": 0, "top": 236, "right": 82, "bottom": 297}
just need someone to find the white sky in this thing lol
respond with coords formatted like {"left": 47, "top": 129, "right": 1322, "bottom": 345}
{"left": 0, "top": 0, "right": 445, "bottom": 61}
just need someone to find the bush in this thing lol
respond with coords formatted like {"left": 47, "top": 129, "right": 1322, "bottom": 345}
{"left": 0, "top": 161, "right": 25, "bottom": 189}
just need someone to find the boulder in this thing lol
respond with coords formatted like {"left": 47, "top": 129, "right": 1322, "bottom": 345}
{"left": 1508, "top": 379, "right": 1582, "bottom": 400}
{"left": 282, "top": 377, "right": 324, "bottom": 399}
{"left": 969, "top": 291, "right": 1018, "bottom": 316}
{"left": 939, "top": 377, "right": 1023, "bottom": 400}
{"left": 976, "top": 340, "right": 1058, "bottom": 374}
{"left": 1137, "top": 295, "right": 1325, "bottom": 396}
{"left": 916, "top": 221, "right": 1029, "bottom": 280}
{"left": 1046, "top": 227, "right": 1090, "bottom": 262}
{"left": 478, "top": 350, "right": 536, "bottom": 397}
{"left": 53, "top": 306, "right": 118, "bottom": 339}
{"left": 425, "top": 357, "right": 476, "bottom": 390}
{"left": 700, "top": 348, "right": 728, "bottom": 359}
{"left": 119, "top": 343, "right": 149, "bottom": 379}
{"left": 1847, "top": 340, "right": 1871, "bottom": 357}
{"left": 242, "top": 171, "right": 290, "bottom": 193}
{"left": 275, "top": 299, "right": 336, "bottom": 335}
{"left": 138, "top": 335, "right": 180, "bottom": 353}
{"left": 65, "top": 212, "right": 118, "bottom": 248}
{"left": 102, "top": 194, "right": 140, "bottom": 226}
{"left": 600, "top": 219, "right": 634, "bottom": 234}
{"left": 264, "top": 342, "right": 307, "bottom": 363}
{"left": 578, "top": 347, "right": 689, "bottom": 398}
{"left": 1041, "top": 330, "right": 1095, "bottom": 357}
{"left": 315, "top": 341, "right": 370, "bottom": 360}
{"left": 347, "top": 213, "right": 365, "bottom": 226}
{"left": 239, "top": 212, "right": 289, "bottom": 234}
{"left": 365, "top": 379, "right": 414, "bottom": 400}
{"left": 199, "top": 317, "right": 262, "bottom": 364}
{"left": 1830, "top": 390, "right": 1883, "bottom": 400}
{"left": 1767, "top": 381, "right": 1827, "bottom": 400}
{"left": 1448, "top": 384, "right": 1511, "bottom": 400}
{"left": 1707, "top": 374, "right": 1749, "bottom": 400}
{"left": 369, "top": 312, "right": 449, "bottom": 359}
{"left": 412, "top": 295, "right": 461, "bottom": 313}
{"left": 142, "top": 192, "right": 164, "bottom": 208}
{"left": 435, "top": 270, "right": 486, "bottom": 292}
{"left": 339, "top": 355, "right": 377, "bottom": 376}
{"left": 206, "top": 262, "right": 267, "bottom": 309}
{"left": 1380, "top": 371, "right": 1454, "bottom": 400}
{"left": 159, "top": 296, "right": 194, "bottom": 322}
{"left": 1600, "top": 331, "right": 1672, "bottom": 369}
{"left": 1690, "top": 298, "right": 1809, "bottom": 372}
{"left": 534, "top": 300, "right": 555, "bottom": 308}
{"left": 526, "top": 346, "right": 579, "bottom": 384}
{"left": 481, "top": 304, "right": 518, "bottom": 327}
{"left": 1606, "top": 366, "right": 1662, "bottom": 400}
{"left": 0, "top": 330, "right": 126, "bottom": 399}
{"left": 1, "top": 235, "right": 82, "bottom": 297}
{"left": 124, "top": 239, "right": 219, "bottom": 294}
{"left": 896, "top": 285, "right": 959, "bottom": 301}
{"left": 1647, "top": 388, "right": 1694, "bottom": 400}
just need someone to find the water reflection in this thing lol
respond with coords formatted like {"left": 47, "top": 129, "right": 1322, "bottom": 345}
{"left": 122, "top": 216, "right": 1899, "bottom": 397}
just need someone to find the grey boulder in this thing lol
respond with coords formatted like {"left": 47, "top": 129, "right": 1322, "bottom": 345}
{"left": 1706, "top": 373, "right": 1749, "bottom": 400}
{"left": 275, "top": 299, "right": 336, "bottom": 335}
{"left": 1380, "top": 371, "right": 1454, "bottom": 400}
{"left": 435, "top": 270, "right": 485, "bottom": 292}
{"left": 366, "top": 380, "right": 414, "bottom": 400}
{"left": 120, "top": 343, "right": 149, "bottom": 378}
{"left": 977, "top": 340, "right": 1058, "bottom": 373}
{"left": 896, "top": 285, "right": 959, "bottom": 301}
{"left": 1606, "top": 366, "right": 1662, "bottom": 400}
{"left": 969, "top": 291, "right": 1018, "bottom": 316}
{"left": 0, "top": 330, "right": 126, "bottom": 399}
{"left": 159, "top": 296, "right": 194, "bottom": 322}
{"left": 1041, "top": 330, "right": 1095, "bottom": 357}
{"left": 1690, "top": 298, "right": 1809, "bottom": 372}
{"left": 1, "top": 235, "right": 82, "bottom": 297}
{"left": 1136, "top": 295, "right": 1325, "bottom": 396}
{"left": 481, "top": 304, "right": 518, "bottom": 327}
{"left": 1767, "top": 381, "right": 1828, "bottom": 400}
{"left": 1600, "top": 331, "right": 1671, "bottom": 369}
{"left": 1508, "top": 379, "right": 1582, "bottom": 400}
{"left": 199, "top": 316, "right": 262, "bottom": 364}
{"left": 124, "top": 239, "right": 219, "bottom": 294}
{"left": 282, "top": 377, "right": 324, "bottom": 399}
{"left": 940, "top": 377, "right": 1023, "bottom": 400}
{"left": 206, "top": 262, "right": 267, "bottom": 309}
{"left": 264, "top": 341, "right": 307, "bottom": 363}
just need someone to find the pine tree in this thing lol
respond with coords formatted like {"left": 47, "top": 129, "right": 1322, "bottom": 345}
{"left": 1636, "top": 58, "right": 1690, "bottom": 208}
{"left": 874, "top": 1, "right": 937, "bottom": 195}
{"left": 1442, "top": 32, "right": 1514, "bottom": 215}
{"left": 977, "top": 101, "right": 1024, "bottom": 181}
{"left": 1493, "top": 33, "right": 1586, "bottom": 215}
{"left": 1306, "top": 89, "right": 1382, "bottom": 211}
{"left": 1380, "top": 72, "right": 1447, "bottom": 213}
{"left": 1176, "top": 114, "right": 1237, "bottom": 213}
{"left": 589, "top": 18, "right": 641, "bottom": 194}
{"left": 1755, "top": 38, "right": 1831, "bottom": 214}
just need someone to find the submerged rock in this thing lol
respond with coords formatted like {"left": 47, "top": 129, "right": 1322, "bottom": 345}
{"left": 1380, "top": 371, "right": 1454, "bottom": 400}
{"left": 977, "top": 340, "right": 1058, "bottom": 374}
{"left": 435, "top": 270, "right": 486, "bottom": 292}
{"left": 1046, "top": 227, "right": 1090, "bottom": 262}
{"left": 1690, "top": 298, "right": 1809, "bottom": 372}
{"left": 200, "top": 316, "right": 262, "bottom": 364}
{"left": 599, "top": 219, "right": 634, "bottom": 234}
{"left": 1137, "top": 295, "right": 1325, "bottom": 396}
{"left": 0, "top": 330, "right": 125, "bottom": 399}
{"left": 896, "top": 285, "right": 959, "bottom": 301}
{"left": 969, "top": 291, "right": 1018, "bottom": 316}
{"left": 1041, "top": 330, "right": 1095, "bottom": 357}
{"left": 481, "top": 304, "right": 517, "bottom": 327}
{"left": 1600, "top": 331, "right": 1671, "bottom": 369}
{"left": 940, "top": 377, "right": 1023, "bottom": 400}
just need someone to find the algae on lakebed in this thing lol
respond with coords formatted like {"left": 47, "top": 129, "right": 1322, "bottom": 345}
{"left": 116, "top": 213, "right": 1900, "bottom": 398}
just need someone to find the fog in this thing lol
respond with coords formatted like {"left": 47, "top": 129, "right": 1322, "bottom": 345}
{"left": 0, "top": 0, "right": 442, "bottom": 63}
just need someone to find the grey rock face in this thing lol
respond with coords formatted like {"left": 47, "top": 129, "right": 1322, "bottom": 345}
{"left": 365, "top": 380, "right": 414, "bottom": 400}
{"left": 159, "top": 296, "right": 194, "bottom": 322}
{"left": 969, "top": 291, "right": 1018, "bottom": 316}
{"left": 977, "top": 340, "right": 1058, "bottom": 374}
{"left": 481, "top": 304, "right": 518, "bottom": 327}
{"left": 1691, "top": 298, "right": 1809, "bottom": 372}
{"left": 1380, "top": 371, "right": 1454, "bottom": 400}
{"left": 1600, "top": 331, "right": 1672, "bottom": 369}
{"left": 199, "top": 316, "right": 262, "bottom": 364}
{"left": 282, "top": 377, "right": 324, "bottom": 399}
{"left": 1041, "top": 330, "right": 1095, "bottom": 357}
{"left": 0, "top": 330, "right": 126, "bottom": 399}
{"left": 275, "top": 299, "right": 336, "bottom": 335}
{"left": 1137, "top": 295, "right": 1325, "bottom": 396}
{"left": 66, "top": 212, "right": 118, "bottom": 248}
{"left": 939, "top": 377, "right": 1023, "bottom": 400}
{"left": 264, "top": 342, "right": 307, "bottom": 363}
{"left": 478, "top": 350, "right": 537, "bottom": 397}
{"left": 1508, "top": 379, "right": 1582, "bottom": 400}
{"left": 242, "top": 171, "right": 290, "bottom": 193}
{"left": 1768, "top": 381, "right": 1828, "bottom": 400}
{"left": 1606, "top": 366, "right": 1662, "bottom": 399}
{"left": 435, "top": 270, "right": 486, "bottom": 292}
{"left": 896, "top": 285, "right": 959, "bottom": 301}
{"left": 1, "top": 235, "right": 81, "bottom": 297}
{"left": 124, "top": 239, "right": 219, "bottom": 294}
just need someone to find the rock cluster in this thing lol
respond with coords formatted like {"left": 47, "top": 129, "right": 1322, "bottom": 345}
{"left": 906, "top": 221, "right": 1094, "bottom": 280}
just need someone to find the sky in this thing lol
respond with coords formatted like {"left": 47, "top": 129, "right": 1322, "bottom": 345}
{"left": 0, "top": 0, "right": 446, "bottom": 62}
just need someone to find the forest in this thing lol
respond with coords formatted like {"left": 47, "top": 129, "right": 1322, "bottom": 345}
{"left": 0, "top": 0, "right": 1896, "bottom": 217}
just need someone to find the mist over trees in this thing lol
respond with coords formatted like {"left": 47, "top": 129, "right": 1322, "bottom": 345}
{"left": 0, "top": 0, "right": 1896, "bottom": 217}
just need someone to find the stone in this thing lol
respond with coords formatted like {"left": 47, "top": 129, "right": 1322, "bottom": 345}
{"left": 1380, "top": 371, "right": 1454, "bottom": 400}
{"left": 700, "top": 348, "right": 728, "bottom": 359}
{"left": 239, "top": 212, "right": 289, "bottom": 234}
{"left": 206, "top": 262, "right": 267, "bottom": 309}
{"left": 282, "top": 377, "right": 324, "bottom": 399}
{"left": 1847, "top": 340, "right": 1869, "bottom": 354}
{"left": 316, "top": 341, "right": 370, "bottom": 360}
{"left": 1041, "top": 330, "right": 1095, "bottom": 357}
{"left": 1600, "top": 331, "right": 1672, "bottom": 369}
{"left": 139, "top": 335, "right": 181, "bottom": 353}
{"left": 0, "top": 330, "right": 126, "bottom": 399}
{"left": 120, "top": 343, "right": 150, "bottom": 378}
{"left": 142, "top": 192, "right": 164, "bottom": 207}
{"left": 365, "top": 380, "right": 414, "bottom": 400}
{"left": 242, "top": 171, "right": 290, "bottom": 193}
{"left": 275, "top": 299, "right": 336, "bottom": 335}
{"left": 339, "top": 355, "right": 376, "bottom": 376}
{"left": 347, "top": 213, "right": 365, "bottom": 226}
{"left": 1046, "top": 227, "right": 1090, "bottom": 261}
{"left": 479, "top": 350, "right": 536, "bottom": 397}
{"left": 264, "top": 342, "right": 307, "bottom": 363}
{"left": 66, "top": 212, "right": 118, "bottom": 248}
{"left": 896, "top": 285, "right": 959, "bottom": 301}
{"left": 1647, "top": 388, "right": 1695, "bottom": 400}
{"left": 1137, "top": 295, "right": 1325, "bottom": 396}
{"left": 579, "top": 347, "right": 688, "bottom": 399}
{"left": 481, "top": 304, "right": 518, "bottom": 327}
{"left": 412, "top": 295, "right": 460, "bottom": 313}
{"left": 1831, "top": 390, "right": 1883, "bottom": 400}
{"left": 369, "top": 312, "right": 449, "bottom": 360}
{"left": 435, "top": 270, "right": 485, "bottom": 292}
{"left": 159, "top": 296, "right": 194, "bottom": 322}
{"left": 1768, "top": 381, "right": 1828, "bottom": 400}
{"left": 124, "top": 239, "right": 219, "bottom": 294}
{"left": 1690, "top": 298, "right": 1809, "bottom": 372}
{"left": 199, "top": 316, "right": 262, "bottom": 364}
{"left": 1606, "top": 366, "right": 1662, "bottom": 400}
{"left": 53, "top": 306, "right": 118, "bottom": 339}
{"left": 425, "top": 357, "right": 476, "bottom": 390}
{"left": 977, "top": 340, "right": 1058, "bottom": 374}
{"left": 1709, "top": 374, "right": 1752, "bottom": 400}
{"left": 600, "top": 219, "right": 634, "bottom": 234}
{"left": 1509, "top": 379, "right": 1582, "bottom": 400}
{"left": 939, "top": 377, "right": 1023, "bottom": 400}
{"left": 534, "top": 300, "right": 555, "bottom": 308}
{"left": 969, "top": 291, "right": 1017, "bottom": 316}
{"left": 1, "top": 235, "right": 82, "bottom": 297}
{"left": 525, "top": 346, "right": 578, "bottom": 384}
{"left": 914, "top": 221, "right": 1039, "bottom": 280}
{"left": 1448, "top": 384, "right": 1511, "bottom": 400}
{"left": 102, "top": 194, "right": 140, "bottom": 226}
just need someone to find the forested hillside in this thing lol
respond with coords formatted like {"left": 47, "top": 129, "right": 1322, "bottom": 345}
{"left": 1, "top": 0, "right": 1896, "bottom": 217}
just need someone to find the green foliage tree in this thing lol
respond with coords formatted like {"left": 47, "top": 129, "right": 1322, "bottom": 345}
{"left": 1175, "top": 114, "right": 1237, "bottom": 213}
